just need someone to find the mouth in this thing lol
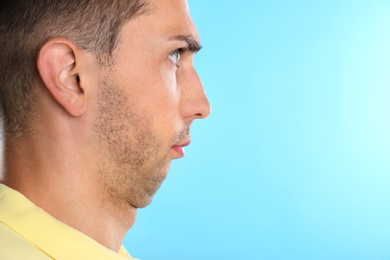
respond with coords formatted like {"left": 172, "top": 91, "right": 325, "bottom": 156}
{"left": 171, "top": 138, "right": 191, "bottom": 159}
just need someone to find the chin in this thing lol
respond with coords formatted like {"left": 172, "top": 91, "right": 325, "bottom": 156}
{"left": 129, "top": 160, "right": 172, "bottom": 208}
{"left": 136, "top": 200, "right": 152, "bottom": 209}
{"left": 133, "top": 195, "right": 155, "bottom": 209}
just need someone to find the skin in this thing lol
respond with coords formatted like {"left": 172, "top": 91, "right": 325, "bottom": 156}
{"left": 1, "top": 0, "right": 210, "bottom": 253}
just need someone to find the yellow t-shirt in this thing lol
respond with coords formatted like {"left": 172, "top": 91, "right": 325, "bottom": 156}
{"left": 0, "top": 184, "right": 138, "bottom": 260}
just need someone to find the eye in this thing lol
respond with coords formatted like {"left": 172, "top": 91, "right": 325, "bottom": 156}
{"left": 168, "top": 49, "right": 181, "bottom": 66}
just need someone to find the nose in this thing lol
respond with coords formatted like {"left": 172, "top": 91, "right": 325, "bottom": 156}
{"left": 180, "top": 67, "right": 211, "bottom": 120}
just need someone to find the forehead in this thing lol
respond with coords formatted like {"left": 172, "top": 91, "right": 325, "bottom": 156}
{"left": 119, "top": 0, "right": 200, "bottom": 45}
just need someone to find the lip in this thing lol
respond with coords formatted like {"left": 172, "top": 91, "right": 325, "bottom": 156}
{"left": 171, "top": 139, "right": 191, "bottom": 158}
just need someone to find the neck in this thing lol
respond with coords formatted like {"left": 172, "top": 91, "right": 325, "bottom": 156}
{"left": 2, "top": 133, "right": 137, "bottom": 252}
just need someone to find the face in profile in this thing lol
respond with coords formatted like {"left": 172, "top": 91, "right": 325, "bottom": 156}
{"left": 92, "top": 0, "right": 211, "bottom": 209}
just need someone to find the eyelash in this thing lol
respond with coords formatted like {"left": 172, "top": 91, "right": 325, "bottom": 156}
{"left": 168, "top": 48, "right": 186, "bottom": 68}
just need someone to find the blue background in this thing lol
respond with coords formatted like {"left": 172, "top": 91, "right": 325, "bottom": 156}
{"left": 0, "top": 1, "right": 389, "bottom": 259}
{"left": 124, "top": 0, "right": 390, "bottom": 259}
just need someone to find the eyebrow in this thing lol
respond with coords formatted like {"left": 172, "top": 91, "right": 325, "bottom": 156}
{"left": 168, "top": 35, "right": 202, "bottom": 52}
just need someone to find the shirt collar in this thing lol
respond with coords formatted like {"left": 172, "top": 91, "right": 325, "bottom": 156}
{"left": 0, "top": 184, "right": 137, "bottom": 260}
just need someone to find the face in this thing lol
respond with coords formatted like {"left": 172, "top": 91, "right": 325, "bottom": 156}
{"left": 92, "top": 0, "right": 211, "bottom": 209}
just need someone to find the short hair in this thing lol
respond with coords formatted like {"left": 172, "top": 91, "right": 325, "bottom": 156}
{"left": 0, "top": 0, "right": 149, "bottom": 137}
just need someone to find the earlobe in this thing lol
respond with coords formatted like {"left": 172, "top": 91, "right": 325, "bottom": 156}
{"left": 37, "top": 38, "right": 87, "bottom": 117}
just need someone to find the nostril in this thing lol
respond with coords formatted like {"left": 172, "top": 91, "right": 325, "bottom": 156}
{"left": 195, "top": 113, "right": 202, "bottom": 117}
{"left": 196, "top": 102, "right": 211, "bottom": 119}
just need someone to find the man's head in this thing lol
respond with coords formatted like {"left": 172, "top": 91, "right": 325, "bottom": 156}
{"left": 0, "top": 0, "right": 210, "bottom": 210}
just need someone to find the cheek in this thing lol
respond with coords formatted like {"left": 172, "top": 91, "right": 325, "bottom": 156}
{"left": 161, "top": 58, "right": 183, "bottom": 90}
{"left": 115, "top": 59, "right": 182, "bottom": 131}
{"left": 124, "top": 61, "right": 180, "bottom": 102}
{"left": 138, "top": 66, "right": 181, "bottom": 118}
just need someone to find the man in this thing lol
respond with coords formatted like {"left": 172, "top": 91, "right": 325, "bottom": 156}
{"left": 0, "top": 0, "right": 210, "bottom": 259}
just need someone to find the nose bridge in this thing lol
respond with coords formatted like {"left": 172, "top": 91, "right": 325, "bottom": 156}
{"left": 180, "top": 66, "right": 211, "bottom": 120}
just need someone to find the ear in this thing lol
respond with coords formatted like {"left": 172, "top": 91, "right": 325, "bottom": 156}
{"left": 37, "top": 38, "right": 87, "bottom": 117}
